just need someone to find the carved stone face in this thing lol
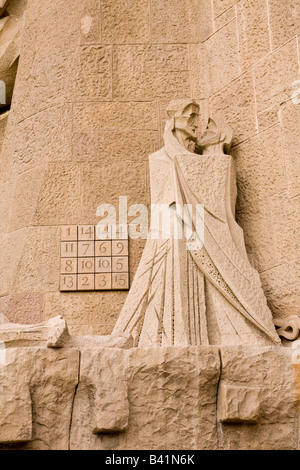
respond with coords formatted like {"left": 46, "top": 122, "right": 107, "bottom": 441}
{"left": 174, "top": 103, "right": 200, "bottom": 142}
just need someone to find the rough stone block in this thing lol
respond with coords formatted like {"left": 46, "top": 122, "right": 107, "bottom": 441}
{"left": 214, "top": 6, "right": 236, "bottom": 31}
{"left": 0, "top": 369, "right": 32, "bottom": 444}
{"left": 150, "top": 0, "right": 212, "bottom": 43}
{"left": 260, "top": 259, "right": 300, "bottom": 317}
{"left": 80, "top": 160, "right": 150, "bottom": 225}
{"left": 220, "top": 422, "right": 296, "bottom": 450}
{"left": 23, "top": 37, "right": 112, "bottom": 110}
{"left": 8, "top": 166, "right": 47, "bottom": 232}
{"left": 5, "top": 293, "right": 44, "bottom": 324}
{"left": 24, "top": 348, "right": 79, "bottom": 450}
{"left": 34, "top": 0, "right": 81, "bottom": 61}
{"left": 0, "top": 316, "right": 68, "bottom": 349}
{"left": 79, "top": 0, "right": 101, "bottom": 44}
{"left": 280, "top": 100, "right": 300, "bottom": 198}
{"left": 15, "top": 1, "right": 106, "bottom": 118}
{"left": 26, "top": 0, "right": 65, "bottom": 26}
{"left": 91, "top": 349, "right": 129, "bottom": 434}
{"left": 236, "top": 0, "right": 270, "bottom": 70}
{"left": 257, "top": 107, "right": 279, "bottom": 132}
{"left": 220, "top": 347, "right": 297, "bottom": 422}
{"left": 29, "top": 49, "right": 76, "bottom": 116}
{"left": 0, "top": 296, "right": 10, "bottom": 319}
{"left": 210, "top": 71, "right": 256, "bottom": 144}
{"left": 7, "top": 26, "right": 37, "bottom": 123}
{"left": 218, "top": 346, "right": 298, "bottom": 450}
{"left": 124, "top": 347, "right": 220, "bottom": 450}
{"left": 0, "top": 228, "right": 29, "bottom": 297}
{"left": 33, "top": 163, "right": 81, "bottom": 226}
{"left": 113, "top": 45, "right": 190, "bottom": 100}
{"left": 268, "top": 0, "right": 300, "bottom": 49}
{"left": 151, "top": 0, "right": 189, "bottom": 42}
{"left": 11, "top": 105, "right": 72, "bottom": 175}
{"left": 44, "top": 291, "right": 126, "bottom": 336}
{"left": 72, "top": 130, "right": 159, "bottom": 163}
{"left": 270, "top": 192, "right": 300, "bottom": 264}
{"left": 70, "top": 347, "right": 220, "bottom": 450}
{"left": 73, "top": 101, "right": 158, "bottom": 132}
{"left": 260, "top": 259, "right": 300, "bottom": 300}
{"left": 27, "top": 0, "right": 101, "bottom": 52}
{"left": 0, "top": 131, "right": 11, "bottom": 185}
{"left": 72, "top": 45, "right": 112, "bottom": 101}
{"left": 254, "top": 39, "right": 299, "bottom": 113}
{"left": 206, "top": 19, "right": 240, "bottom": 94}
{"left": 102, "top": 0, "right": 150, "bottom": 44}
{"left": 267, "top": 282, "right": 300, "bottom": 318}
{"left": 0, "top": 347, "right": 79, "bottom": 450}
{"left": 200, "top": 0, "right": 214, "bottom": 41}
{"left": 188, "top": 44, "right": 211, "bottom": 99}
{"left": 218, "top": 383, "right": 261, "bottom": 423}
{"left": 233, "top": 125, "right": 285, "bottom": 202}
{"left": 70, "top": 348, "right": 129, "bottom": 446}
{"left": 13, "top": 226, "right": 61, "bottom": 294}
{"left": 236, "top": 200, "right": 280, "bottom": 273}
{"left": 0, "top": 179, "right": 14, "bottom": 237}
{"left": 213, "top": 0, "right": 237, "bottom": 19}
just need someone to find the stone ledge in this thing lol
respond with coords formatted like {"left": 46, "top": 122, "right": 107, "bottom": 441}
{"left": 0, "top": 344, "right": 298, "bottom": 450}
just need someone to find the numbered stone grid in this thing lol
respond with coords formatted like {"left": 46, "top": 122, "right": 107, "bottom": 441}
{"left": 60, "top": 225, "right": 129, "bottom": 292}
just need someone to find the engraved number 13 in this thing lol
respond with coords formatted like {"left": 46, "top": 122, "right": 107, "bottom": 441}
{"left": 64, "top": 276, "right": 74, "bottom": 288}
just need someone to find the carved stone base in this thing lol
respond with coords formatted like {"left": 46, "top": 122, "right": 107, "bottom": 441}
{"left": 0, "top": 344, "right": 298, "bottom": 450}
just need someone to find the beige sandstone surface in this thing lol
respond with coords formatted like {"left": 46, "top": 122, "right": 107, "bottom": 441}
{"left": 0, "top": 0, "right": 297, "bottom": 333}
{"left": 0, "top": 346, "right": 79, "bottom": 450}
{"left": 0, "top": 0, "right": 298, "bottom": 451}
{"left": 0, "top": 340, "right": 298, "bottom": 450}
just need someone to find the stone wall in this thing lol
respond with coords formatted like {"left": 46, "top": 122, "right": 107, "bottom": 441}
{"left": 0, "top": 344, "right": 299, "bottom": 450}
{"left": 0, "top": 0, "right": 298, "bottom": 333}
{"left": 199, "top": 0, "right": 300, "bottom": 321}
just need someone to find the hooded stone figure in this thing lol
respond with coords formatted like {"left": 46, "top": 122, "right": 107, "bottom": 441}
{"left": 112, "top": 99, "right": 280, "bottom": 347}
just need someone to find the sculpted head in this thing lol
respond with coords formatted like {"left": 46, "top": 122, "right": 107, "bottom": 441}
{"left": 166, "top": 99, "right": 233, "bottom": 155}
{"left": 166, "top": 100, "right": 200, "bottom": 152}
{"left": 198, "top": 117, "right": 233, "bottom": 155}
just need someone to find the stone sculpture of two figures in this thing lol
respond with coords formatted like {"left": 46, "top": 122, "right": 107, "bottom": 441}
{"left": 112, "top": 99, "right": 280, "bottom": 347}
{"left": 0, "top": 100, "right": 280, "bottom": 349}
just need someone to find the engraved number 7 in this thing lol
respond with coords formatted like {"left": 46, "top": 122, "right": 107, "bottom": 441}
{"left": 83, "top": 244, "right": 90, "bottom": 255}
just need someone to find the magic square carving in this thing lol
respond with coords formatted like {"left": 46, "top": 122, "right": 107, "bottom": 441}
{"left": 60, "top": 225, "right": 129, "bottom": 292}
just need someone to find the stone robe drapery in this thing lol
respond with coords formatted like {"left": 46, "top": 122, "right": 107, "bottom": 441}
{"left": 112, "top": 125, "right": 280, "bottom": 347}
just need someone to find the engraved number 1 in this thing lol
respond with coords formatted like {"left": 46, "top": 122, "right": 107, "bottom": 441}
{"left": 64, "top": 276, "right": 74, "bottom": 288}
